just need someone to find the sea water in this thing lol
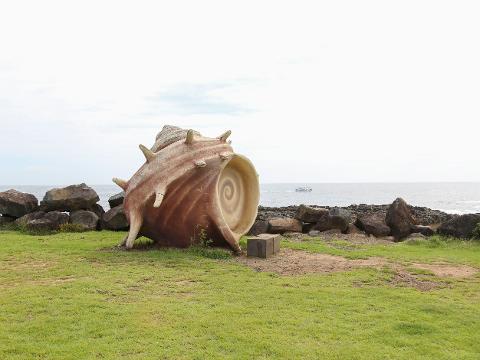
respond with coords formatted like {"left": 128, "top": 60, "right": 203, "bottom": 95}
{"left": 1, "top": 183, "right": 479, "bottom": 214}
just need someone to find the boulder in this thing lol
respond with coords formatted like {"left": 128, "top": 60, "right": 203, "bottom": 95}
{"left": 0, "top": 189, "right": 38, "bottom": 218}
{"left": 406, "top": 233, "right": 427, "bottom": 240}
{"left": 329, "top": 208, "right": 351, "bottom": 228}
{"left": 302, "top": 222, "right": 316, "bottom": 234}
{"left": 43, "top": 211, "right": 69, "bottom": 229}
{"left": 26, "top": 218, "right": 57, "bottom": 232}
{"left": 0, "top": 215, "right": 15, "bottom": 226}
{"left": 437, "top": 214, "right": 480, "bottom": 239}
{"left": 268, "top": 217, "right": 302, "bottom": 234}
{"left": 355, "top": 214, "right": 391, "bottom": 237}
{"left": 313, "top": 208, "right": 351, "bottom": 233}
{"left": 89, "top": 204, "right": 105, "bottom": 219}
{"left": 70, "top": 210, "right": 99, "bottom": 231}
{"left": 308, "top": 230, "right": 321, "bottom": 237}
{"left": 102, "top": 205, "right": 129, "bottom": 231}
{"left": 386, "top": 198, "right": 416, "bottom": 240}
{"left": 411, "top": 224, "right": 435, "bottom": 237}
{"left": 247, "top": 220, "right": 269, "bottom": 236}
{"left": 108, "top": 191, "right": 125, "bottom": 209}
{"left": 322, "top": 228, "right": 343, "bottom": 235}
{"left": 294, "top": 205, "right": 329, "bottom": 223}
{"left": 15, "top": 211, "right": 46, "bottom": 227}
{"left": 346, "top": 224, "right": 362, "bottom": 234}
{"left": 40, "top": 183, "right": 99, "bottom": 212}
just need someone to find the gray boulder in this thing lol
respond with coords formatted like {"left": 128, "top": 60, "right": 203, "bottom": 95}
{"left": 0, "top": 215, "right": 15, "bottom": 226}
{"left": 355, "top": 214, "right": 391, "bottom": 237}
{"left": 70, "top": 210, "right": 99, "bottom": 231}
{"left": 437, "top": 214, "right": 480, "bottom": 239}
{"left": 268, "top": 217, "right": 302, "bottom": 234}
{"left": 102, "top": 205, "right": 129, "bottom": 231}
{"left": 247, "top": 220, "right": 269, "bottom": 236}
{"left": 294, "top": 205, "right": 329, "bottom": 223}
{"left": 40, "top": 183, "right": 99, "bottom": 212}
{"left": 89, "top": 204, "right": 105, "bottom": 219}
{"left": 313, "top": 208, "right": 351, "bottom": 233}
{"left": 108, "top": 192, "right": 125, "bottom": 209}
{"left": 0, "top": 189, "right": 38, "bottom": 218}
{"left": 26, "top": 218, "right": 58, "bottom": 232}
{"left": 43, "top": 211, "right": 69, "bottom": 229}
{"left": 386, "top": 198, "right": 416, "bottom": 240}
{"left": 15, "top": 211, "right": 46, "bottom": 227}
{"left": 411, "top": 224, "right": 435, "bottom": 237}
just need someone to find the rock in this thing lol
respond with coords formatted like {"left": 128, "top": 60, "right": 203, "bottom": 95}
{"left": 14, "top": 211, "right": 46, "bottom": 227}
{"left": 294, "top": 204, "right": 329, "bottom": 223}
{"left": 302, "top": 222, "right": 316, "bottom": 234}
{"left": 70, "top": 210, "right": 99, "bottom": 231}
{"left": 0, "top": 189, "right": 38, "bottom": 218}
{"left": 40, "top": 183, "right": 99, "bottom": 212}
{"left": 322, "top": 228, "right": 343, "bottom": 235}
{"left": 346, "top": 224, "right": 362, "bottom": 234}
{"left": 102, "top": 205, "right": 129, "bottom": 231}
{"left": 406, "top": 233, "right": 426, "bottom": 240}
{"left": 268, "top": 217, "right": 302, "bottom": 234}
{"left": 0, "top": 215, "right": 15, "bottom": 226}
{"left": 247, "top": 220, "right": 269, "bottom": 236}
{"left": 355, "top": 214, "right": 391, "bottom": 237}
{"left": 43, "top": 211, "right": 69, "bottom": 229}
{"left": 14, "top": 211, "right": 68, "bottom": 230}
{"left": 89, "top": 204, "right": 105, "bottom": 219}
{"left": 256, "top": 205, "right": 298, "bottom": 221}
{"left": 411, "top": 224, "right": 435, "bottom": 237}
{"left": 256, "top": 205, "right": 453, "bottom": 227}
{"left": 386, "top": 198, "right": 416, "bottom": 240}
{"left": 26, "top": 218, "right": 57, "bottom": 232}
{"left": 437, "top": 214, "right": 480, "bottom": 239}
{"left": 313, "top": 208, "right": 351, "bottom": 233}
{"left": 108, "top": 191, "right": 125, "bottom": 209}
{"left": 308, "top": 230, "right": 321, "bottom": 237}
{"left": 329, "top": 208, "right": 351, "bottom": 228}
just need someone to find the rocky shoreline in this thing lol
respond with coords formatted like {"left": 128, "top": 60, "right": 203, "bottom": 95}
{"left": 252, "top": 201, "right": 480, "bottom": 240}
{"left": 1, "top": 184, "right": 479, "bottom": 241}
{"left": 256, "top": 204, "right": 454, "bottom": 226}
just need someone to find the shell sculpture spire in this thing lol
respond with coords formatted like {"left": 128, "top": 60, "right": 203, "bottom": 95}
{"left": 113, "top": 125, "right": 260, "bottom": 252}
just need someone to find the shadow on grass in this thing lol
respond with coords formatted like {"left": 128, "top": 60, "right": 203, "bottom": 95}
{"left": 111, "top": 237, "right": 234, "bottom": 260}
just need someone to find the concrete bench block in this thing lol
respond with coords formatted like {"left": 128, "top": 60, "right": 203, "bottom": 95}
{"left": 247, "top": 234, "right": 281, "bottom": 258}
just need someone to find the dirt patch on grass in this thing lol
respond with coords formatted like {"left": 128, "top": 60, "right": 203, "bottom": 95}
{"left": 236, "top": 248, "right": 478, "bottom": 290}
{"left": 236, "top": 249, "right": 388, "bottom": 275}
{"left": 284, "top": 232, "right": 395, "bottom": 245}
{"left": 411, "top": 263, "right": 477, "bottom": 278}
{"left": 0, "top": 257, "right": 55, "bottom": 271}
{"left": 389, "top": 271, "right": 441, "bottom": 291}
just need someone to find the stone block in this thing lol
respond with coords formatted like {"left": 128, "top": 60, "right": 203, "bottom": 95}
{"left": 247, "top": 234, "right": 281, "bottom": 258}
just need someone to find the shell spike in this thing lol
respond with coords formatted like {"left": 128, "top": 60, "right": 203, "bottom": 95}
{"left": 139, "top": 144, "right": 155, "bottom": 163}
{"left": 219, "top": 152, "right": 233, "bottom": 161}
{"left": 185, "top": 129, "right": 195, "bottom": 145}
{"left": 194, "top": 160, "right": 207, "bottom": 168}
{"left": 112, "top": 177, "right": 128, "bottom": 190}
{"left": 218, "top": 130, "right": 231, "bottom": 142}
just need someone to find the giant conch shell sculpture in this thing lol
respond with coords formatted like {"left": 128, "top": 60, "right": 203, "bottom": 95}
{"left": 112, "top": 125, "right": 260, "bottom": 252}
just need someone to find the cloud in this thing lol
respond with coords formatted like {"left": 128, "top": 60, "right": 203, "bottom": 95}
{"left": 144, "top": 82, "right": 253, "bottom": 116}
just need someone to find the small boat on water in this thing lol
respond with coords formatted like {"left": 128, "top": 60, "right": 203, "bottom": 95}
{"left": 295, "top": 186, "right": 312, "bottom": 192}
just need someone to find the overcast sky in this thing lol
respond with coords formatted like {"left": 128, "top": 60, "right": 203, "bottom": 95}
{"left": 1, "top": 0, "right": 479, "bottom": 185}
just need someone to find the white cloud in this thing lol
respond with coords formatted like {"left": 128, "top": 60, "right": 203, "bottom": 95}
{"left": 0, "top": 0, "right": 479, "bottom": 184}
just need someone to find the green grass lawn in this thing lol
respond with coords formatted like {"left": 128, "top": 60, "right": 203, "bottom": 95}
{"left": 1, "top": 230, "right": 479, "bottom": 359}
